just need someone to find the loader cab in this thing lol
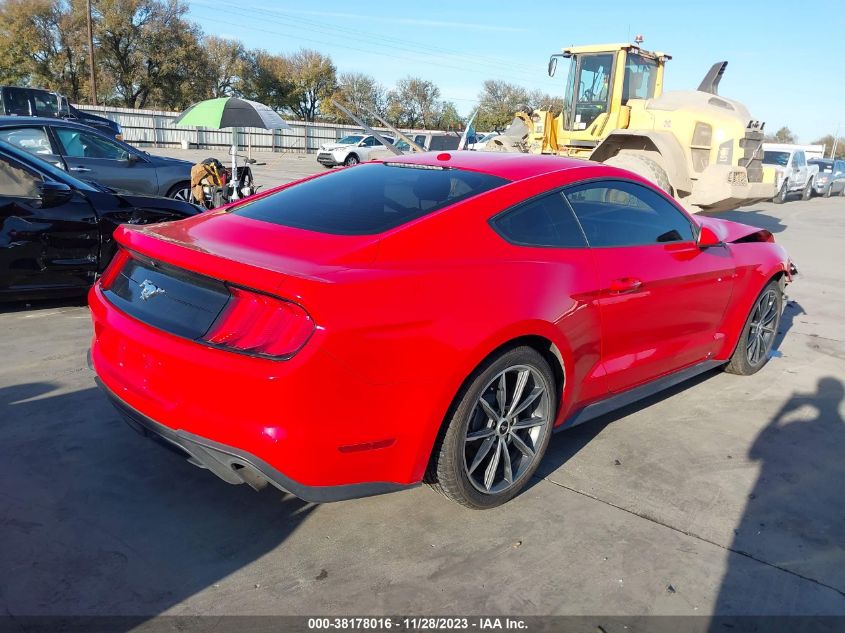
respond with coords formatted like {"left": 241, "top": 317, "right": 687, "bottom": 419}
{"left": 549, "top": 44, "right": 668, "bottom": 140}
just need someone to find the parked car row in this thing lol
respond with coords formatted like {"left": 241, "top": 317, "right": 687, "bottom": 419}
{"left": 0, "top": 117, "right": 194, "bottom": 201}
{"left": 316, "top": 130, "right": 501, "bottom": 168}
{"left": 762, "top": 143, "right": 845, "bottom": 202}
{"left": 0, "top": 85, "right": 123, "bottom": 139}
{"left": 0, "top": 141, "right": 200, "bottom": 300}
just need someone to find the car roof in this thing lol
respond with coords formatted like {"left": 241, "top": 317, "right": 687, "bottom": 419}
{"left": 0, "top": 115, "right": 98, "bottom": 131}
{"left": 379, "top": 150, "right": 591, "bottom": 181}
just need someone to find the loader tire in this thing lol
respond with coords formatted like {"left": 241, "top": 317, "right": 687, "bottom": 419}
{"left": 603, "top": 153, "right": 671, "bottom": 194}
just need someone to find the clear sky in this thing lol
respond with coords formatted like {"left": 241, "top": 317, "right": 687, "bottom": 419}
{"left": 186, "top": 0, "right": 843, "bottom": 142}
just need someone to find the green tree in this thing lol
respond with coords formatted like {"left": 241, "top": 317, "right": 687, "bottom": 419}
{"left": 202, "top": 35, "right": 246, "bottom": 98}
{"left": 323, "top": 71, "right": 385, "bottom": 124}
{"left": 93, "top": 0, "right": 206, "bottom": 109}
{"left": 476, "top": 80, "right": 529, "bottom": 131}
{"left": 0, "top": 0, "right": 89, "bottom": 102}
{"left": 286, "top": 48, "right": 336, "bottom": 121}
{"left": 765, "top": 126, "right": 796, "bottom": 144}
{"left": 236, "top": 49, "right": 292, "bottom": 111}
{"left": 812, "top": 134, "right": 845, "bottom": 160}
{"left": 435, "top": 101, "right": 463, "bottom": 131}
{"left": 386, "top": 76, "right": 441, "bottom": 128}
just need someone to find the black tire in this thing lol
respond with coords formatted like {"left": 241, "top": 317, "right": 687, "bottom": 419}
{"left": 603, "top": 152, "right": 671, "bottom": 194}
{"left": 773, "top": 181, "right": 789, "bottom": 204}
{"left": 428, "top": 345, "right": 557, "bottom": 509}
{"left": 167, "top": 181, "right": 192, "bottom": 202}
{"left": 801, "top": 180, "right": 813, "bottom": 201}
{"left": 724, "top": 279, "right": 783, "bottom": 376}
{"left": 344, "top": 153, "right": 359, "bottom": 166}
{"left": 824, "top": 184, "right": 832, "bottom": 198}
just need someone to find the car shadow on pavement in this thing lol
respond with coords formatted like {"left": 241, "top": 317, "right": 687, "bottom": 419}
{"left": 0, "top": 381, "right": 314, "bottom": 622}
{"left": 532, "top": 367, "right": 723, "bottom": 483}
{"left": 533, "top": 296, "right": 803, "bottom": 487}
{"left": 700, "top": 207, "right": 787, "bottom": 234}
{"left": 711, "top": 376, "right": 845, "bottom": 619}
{"left": 0, "top": 296, "right": 88, "bottom": 314}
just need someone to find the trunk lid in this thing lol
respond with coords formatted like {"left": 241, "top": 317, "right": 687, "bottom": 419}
{"left": 116, "top": 208, "right": 381, "bottom": 292}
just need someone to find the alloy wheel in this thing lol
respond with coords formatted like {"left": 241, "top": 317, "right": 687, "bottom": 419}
{"left": 171, "top": 187, "right": 192, "bottom": 201}
{"left": 746, "top": 288, "right": 779, "bottom": 366}
{"left": 463, "top": 365, "right": 550, "bottom": 495}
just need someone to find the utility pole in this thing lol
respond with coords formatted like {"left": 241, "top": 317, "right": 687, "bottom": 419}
{"left": 831, "top": 123, "right": 841, "bottom": 159}
{"left": 86, "top": 0, "right": 97, "bottom": 106}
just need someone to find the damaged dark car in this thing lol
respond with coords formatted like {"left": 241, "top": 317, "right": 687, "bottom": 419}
{"left": 0, "top": 141, "right": 201, "bottom": 301}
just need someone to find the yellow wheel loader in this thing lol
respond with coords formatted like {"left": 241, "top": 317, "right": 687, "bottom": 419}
{"left": 488, "top": 43, "right": 775, "bottom": 212}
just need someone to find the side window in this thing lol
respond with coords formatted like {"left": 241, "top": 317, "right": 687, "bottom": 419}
{"left": 55, "top": 128, "right": 129, "bottom": 160}
{"left": 0, "top": 127, "right": 54, "bottom": 155}
{"left": 565, "top": 180, "right": 695, "bottom": 247}
{"left": 491, "top": 192, "right": 587, "bottom": 248}
{"left": 3, "top": 88, "right": 32, "bottom": 116}
{"left": 414, "top": 135, "right": 427, "bottom": 148}
{"left": 32, "top": 92, "right": 59, "bottom": 117}
{"left": 0, "top": 154, "right": 42, "bottom": 198}
{"left": 361, "top": 136, "right": 376, "bottom": 147}
{"left": 794, "top": 151, "right": 806, "bottom": 167}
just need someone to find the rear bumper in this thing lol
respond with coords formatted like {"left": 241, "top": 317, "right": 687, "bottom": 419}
{"left": 88, "top": 280, "right": 437, "bottom": 499}
{"left": 94, "top": 372, "right": 416, "bottom": 503}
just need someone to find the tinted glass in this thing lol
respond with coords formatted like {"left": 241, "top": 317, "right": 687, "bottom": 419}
{"left": 55, "top": 128, "right": 129, "bottom": 160}
{"left": 0, "top": 127, "right": 53, "bottom": 155}
{"left": 33, "top": 92, "right": 59, "bottom": 117}
{"left": 492, "top": 192, "right": 586, "bottom": 248}
{"left": 565, "top": 180, "right": 694, "bottom": 247}
{"left": 763, "top": 151, "right": 789, "bottom": 166}
{"left": 810, "top": 160, "right": 833, "bottom": 173}
{"left": 0, "top": 153, "right": 41, "bottom": 198}
{"left": 429, "top": 135, "right": 460, "bottom": 151}
{"left": 3, "top": 88, "right": 31, "bottom": 116}
{"left": 233, "top": 162, "right": 509, "bottom": 235}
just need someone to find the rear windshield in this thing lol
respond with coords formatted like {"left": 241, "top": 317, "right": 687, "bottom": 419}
{"left": 233, "top": 162, "right": 509, "bottom": 235}
{"left": 762, "top": 151, "right": 789, "bottom": 166}
{"left": 809, "top": 160, "right": 833, "bottom": 173}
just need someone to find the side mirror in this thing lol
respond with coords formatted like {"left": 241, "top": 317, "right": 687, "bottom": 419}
{"left": 697, "top": 225, "right": 724, "bottom": 248}
{"left": 548, "top": 56, "right": 558, "bottom": 77}
{"left": 126, "top": 153, "right": 140, "bottom": 165}
{"left": 39, "top": 181, "right": 73, "bottom": 208}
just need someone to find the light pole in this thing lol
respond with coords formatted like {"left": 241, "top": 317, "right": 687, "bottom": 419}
{"left": 86, "top": 0, "right": 97, "bottom": 106}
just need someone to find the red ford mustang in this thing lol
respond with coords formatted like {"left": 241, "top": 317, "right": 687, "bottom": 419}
{"left": 89, "top": 152, "right": 795, "bottom": 508}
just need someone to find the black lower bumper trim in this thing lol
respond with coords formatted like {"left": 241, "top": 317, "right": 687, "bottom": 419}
{"left": 94, "top": 377, "right": 418, "bottom": 503}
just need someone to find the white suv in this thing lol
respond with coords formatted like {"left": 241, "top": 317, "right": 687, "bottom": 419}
{"left": 317, "top": 134, "right": 394, "bottom": 168}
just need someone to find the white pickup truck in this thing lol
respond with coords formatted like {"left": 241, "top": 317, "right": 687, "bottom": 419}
{"left": 762, "top": 143, "right": 819, "bottom": 204}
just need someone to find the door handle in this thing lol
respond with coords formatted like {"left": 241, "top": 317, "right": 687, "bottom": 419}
{"left": 69, "top": 167, "right": 92, "bottom": 173}
{"left": 609, "top": 277, "right": 643, "bottom": 293}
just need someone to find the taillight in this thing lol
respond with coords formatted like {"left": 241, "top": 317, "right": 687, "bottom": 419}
{"left": 202, "top": 287, "right": 314, "bottom": 359}
{"left": 99, "top": 249, "right": 130, "bottom": 290}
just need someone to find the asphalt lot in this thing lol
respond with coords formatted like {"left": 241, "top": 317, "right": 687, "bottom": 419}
{"left": 1, "top": 161, "right": 844, "bottom": 621}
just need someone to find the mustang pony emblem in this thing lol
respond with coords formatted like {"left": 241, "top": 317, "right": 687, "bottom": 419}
{"left": 139, "top": 279, "right": 165, "bottom": 301}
